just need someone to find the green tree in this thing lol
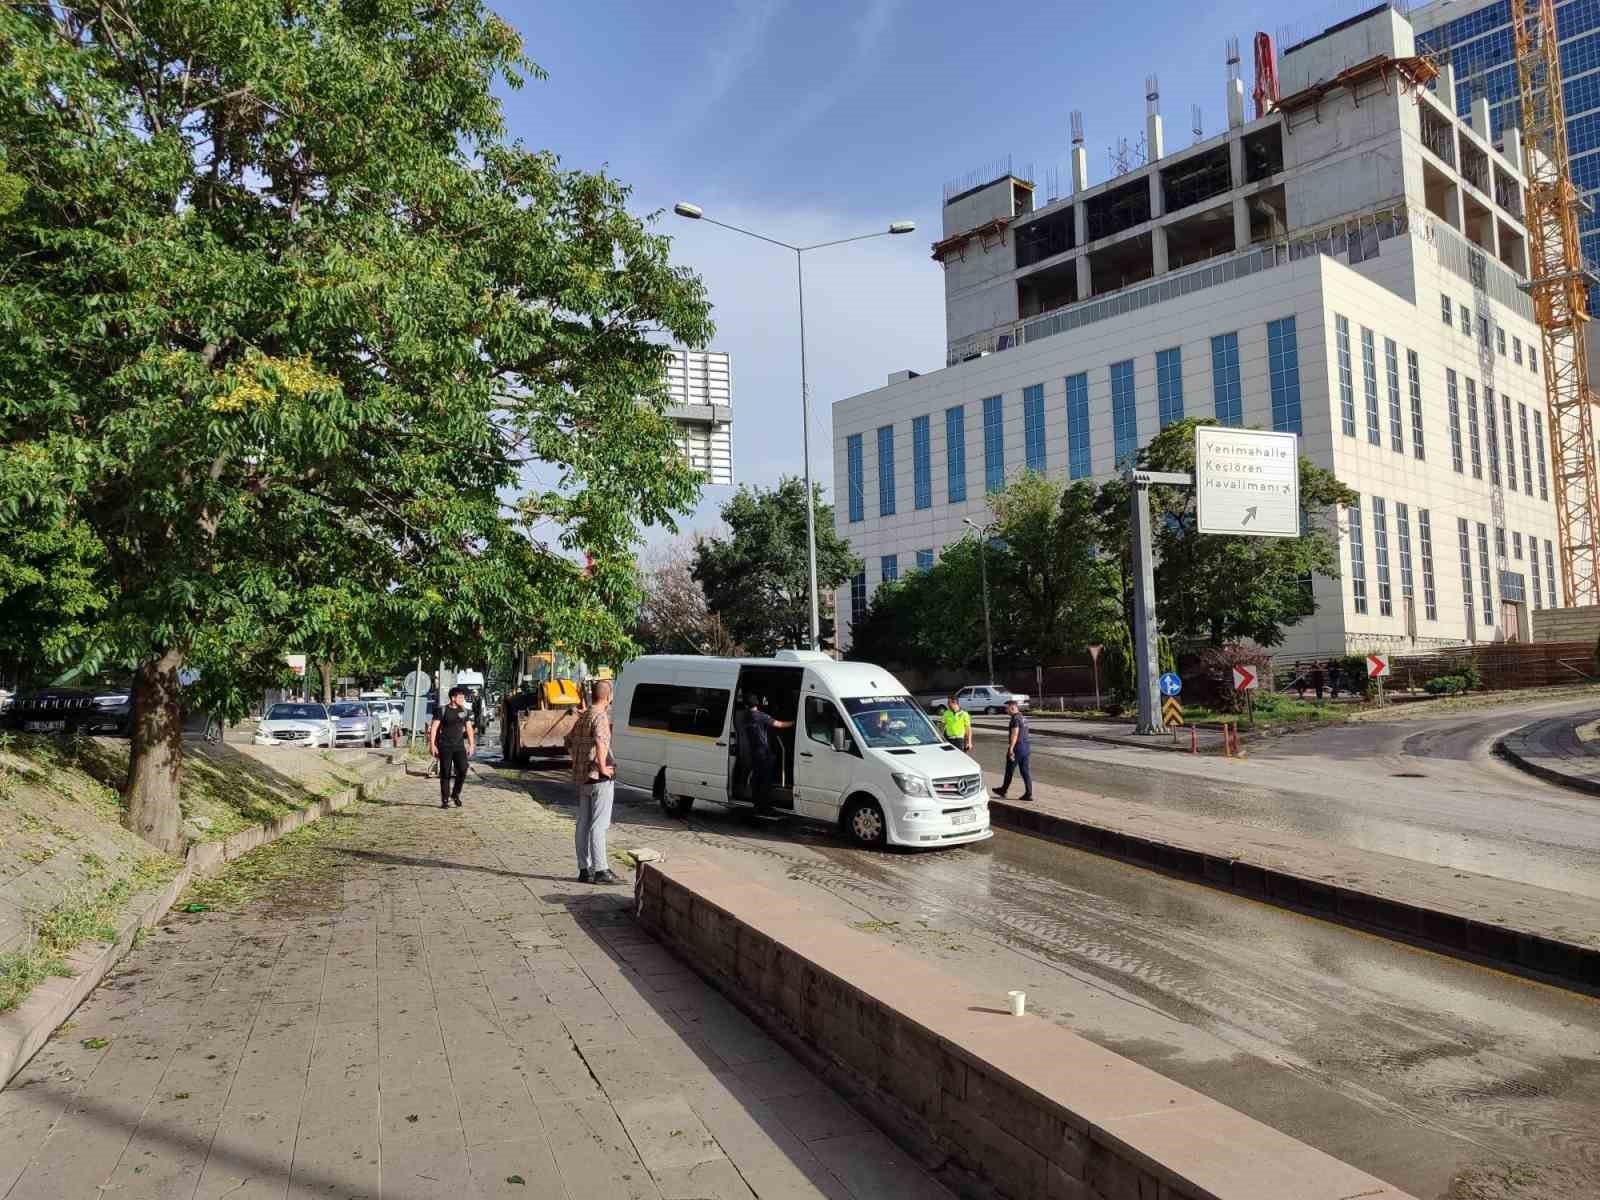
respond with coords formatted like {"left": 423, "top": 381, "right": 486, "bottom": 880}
{"left": 0, "top": 1, "right": 711, "bottom": 851}
{"left": 847, "top": 539, "right": 990, "bottom": 670}
{"left": 1096, "top": 419, "right": 1356, "bottom": 650}
{"left": 693, "top": 478, "right": 860, "bottom": 656}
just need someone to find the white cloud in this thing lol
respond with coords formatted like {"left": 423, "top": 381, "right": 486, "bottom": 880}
{"left": 665, "top": 0, "right": 788, "bottom": 142}
{"left": 755, "top": 0, "right": 901, "bottom": 152}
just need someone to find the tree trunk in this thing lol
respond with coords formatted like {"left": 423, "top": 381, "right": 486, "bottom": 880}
{"left": 318, "top": 662, "right": 333, "bottom": 704}
{"left": 123, "top": 647, "right": 187, "bottom": 855}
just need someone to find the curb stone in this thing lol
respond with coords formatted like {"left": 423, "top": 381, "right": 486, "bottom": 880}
{"left": 0, "top": 757, "right": 405, "bottom": 1087}
{"left": 1495, "top": 730, "right": 1600, "bottom": 797}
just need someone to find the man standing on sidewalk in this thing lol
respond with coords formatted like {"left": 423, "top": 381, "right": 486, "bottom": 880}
{"left": 940, "top": 693, "right": 972, "bottom": 752}
{"left": 428, "top": 686, "right": 476, "bottom": 809}
{"left": 993, "top": 698, "right": 1033, "bottom": 802}
{"left": 569, "top": 680, "right": 619, "bottom": 884}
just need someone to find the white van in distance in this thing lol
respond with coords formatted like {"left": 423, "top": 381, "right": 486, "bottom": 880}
{"left": 612, "top": 651, "right": 991, "bottom": 849}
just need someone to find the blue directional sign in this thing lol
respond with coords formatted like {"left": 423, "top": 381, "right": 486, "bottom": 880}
{"left": 1158, "top": 672, "right": 1183, "bottom": 697}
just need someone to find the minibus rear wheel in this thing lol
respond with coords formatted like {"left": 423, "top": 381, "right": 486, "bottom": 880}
{"left": 843, "top": 796, "right": 887, "bottom": 848}
{"left": 654, "top": 769, "right": 694, "bottom": 818}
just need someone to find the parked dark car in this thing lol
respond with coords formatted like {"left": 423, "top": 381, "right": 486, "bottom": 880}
{"left": 5, "top": 686, "right": 133, "bottom": 736}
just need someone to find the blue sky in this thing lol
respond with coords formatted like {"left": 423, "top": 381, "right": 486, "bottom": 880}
{"left": 496, "top": 0, "right": 1354, "bottom": 541}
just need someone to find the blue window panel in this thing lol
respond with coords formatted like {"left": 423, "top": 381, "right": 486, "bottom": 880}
{"left": 846, "top": 434, "right": 864, "bottom": 523}
{"left": 1065, "top": 372, "right": 1092, "bottom": 479}
{"left": 1267, "top": 316, "right": 1302, "bottom": 434}
{"left": 1570, "top": 109, "right": 1600, "bottom": 157}
{"left": 1110, "top": 360, "right": 1137, "bottom": 468}
{"left": 849, "top": 572, "right": 867, "bottom": 628}
{"left": 916, "top": 548, "right": 934, "bottom": 572}
{"left": 1560, "top": 0, "right": 1600, "bottom": 41}
{"left": 911, "top": 415, "right": 932, "bottom": 511}
{"left": 1415, "top": 2, "right": 1507, "bottom": 53}
{"left": 880, "top": 554, "right": 897, "bottom": 583}
{"left": 945, "top": 405, "right": 967, "bottom": 503}
{"left": 1384, "top": 338, "right": 1404, "bottom": 454}
{"left": 1567, "top": 68, "right": 1600, "bottom": 119}
{"left": 982, "top": 395, "right": 1005, "bottom": 493}
{"left": 1563, "top": 30, "right": 1600, "bottom": 80}
{"left": 1336, "top": 316, "right": 1355, "bottom": 437}
{"left": 1450, "top": 28, "right": 1514, "bottom": 79}
{"left": 876, "top": 424, "right": 896, "bottom": 517}
{"left": 1023, "top": 384, "right": 1046, "bottom": 472}
{"left": 1155, "top": 347, "right": 1184, "bottom": 428}
{"left": 1209, "top": 333, "right": 1242, "bottom": 426}
{"left": 1360, "top": 327, "right": 1381, "bottom": 446}
{"left": 1570, "top": 150, "right": 1600, "bottom": 194}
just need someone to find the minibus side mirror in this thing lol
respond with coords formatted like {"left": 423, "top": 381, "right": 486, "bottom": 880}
{"left": 831, "top": 727, "right": 847, "bottom": 754}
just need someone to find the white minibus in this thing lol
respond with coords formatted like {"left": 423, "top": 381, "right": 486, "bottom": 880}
{"left": 612, "top": 651, "right": 991, "bottom": 849}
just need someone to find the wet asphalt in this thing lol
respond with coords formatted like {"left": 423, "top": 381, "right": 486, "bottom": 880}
{"left": 496, "top": 744, "right": 1600, "bottom": 1200}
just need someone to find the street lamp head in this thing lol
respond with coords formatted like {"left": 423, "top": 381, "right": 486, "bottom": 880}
{"left": 888, "top": 220, "right": 916, "bottom": 235}
{"left": 673, "top": 202, "right": 704, "bottom": 220}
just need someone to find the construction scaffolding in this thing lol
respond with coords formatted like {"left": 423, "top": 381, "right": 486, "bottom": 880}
{"left": 1512, "top": 0, "right": 1600, "bottom": 606}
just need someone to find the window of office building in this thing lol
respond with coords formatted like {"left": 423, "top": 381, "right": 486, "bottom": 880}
{"left": 1484, "top": 386, "right": 1501, "bottom": 485}
{"left": 846, "top": 433, "right": 864, "bottom": 522}
{"left": 1531, "top": 346, "right": 1538, "bottom": 373}
{"left": 850, "top": 572, "right": 867, "bottom": 629}
{"left": 1477, "top": 522, "right": 1494, "bottom": 628}
{"left": 1495, "top": 525, "right": 1508, "bottom": 561}
{"left": 1513, "top": 530, "right": 1523, "bottom": 559}
{"left": 1023, "top": 384, "right": 1046, "bottom": 472}
{"left": 1336, "top": 316, "right": 1356, "bottom": 437}
{"left": 1441, "top": 294, "right": 1453, "bottom": 326}
{"left": 1156, "top": 347, "right": 1184, "bottom": 428}
{"left": 1531, "top": 536, "right": 1543, "bottom": 609}
{"left": 877, "top": 424, "right": 896, "bottom": 517}
{"left": 1267, "top": 317, "right": 1302, "bottom": 434}
{"left": 1111, "top": 360, "right": 1138, "bottom": 467}
{"left": 1519, "top": 403, "right": 1534, "bottom": 496}
{"left": 1385, "top": 338, "right": 1404, "bottom": 453}
{"left": 1373, "top": 497, "right": 1393, "bottom": 616}
{"left": 1513, "top": 335, "right": 1523, "bottom": 364}
{"left": 1396, "top": 502, "right": 1415, "bottom": 607}
{"left": 916, "top": 548, "right": 934, "bottom": 572}
{"left": 1361, "top": 327, "right": 1381, "bottom": 446}
{"left": 1348, "top": 498, "right": 1368, "bottom": 615}
{"left": 1210, "top": 333, "right": 1242, "bottom": 426}
{"left": 1461, "top": 303, "right": 1472, "bottom": 335}
{"left": 945, "top": 405, "right": 967, "bottom": 503}
{"left": 1066, "top": 372, "right": 1092, "bottom": 479}
{"left": 1408, "top": 350, "right": 1425, "bottom": 460}
{"left": 983, "top": 395, "right": 1004, "bottom": 493}
{"left": 1458, "top": 518, "right": 1476, "bottom": 633}
{"left": 1497, "top": 326, "right": 1507, "bottom": 356}
{"left": 881, "top": 553, "right": 897, "bottom": 583}
{"left": 1547, "top": 539, "right": 1559, "bottom": 607}
{"left": 1502, "top": 395, "right": 1518, "bottom": 491}
{"left": 1446, "top": 370, "right": 1464, "bottom": 473}
{"left": 911, "top": 415, "right": 932, "bottom": 511}
{"left": 1533, "top": 410, "right": 1549, "bottom": 500}
{"left": 1465, "top": 379, "right": 1483, "bottom": 479}
{"left": 1419, "top": 509, "right": 1438, "bottom": 621}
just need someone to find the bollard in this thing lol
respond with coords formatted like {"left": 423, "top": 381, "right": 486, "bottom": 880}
{"left": 1223, "top": 722, "right": 1233, "bottom": 758}
{"left": 1190, "top": 727, "right": 1197, "bottom": 754}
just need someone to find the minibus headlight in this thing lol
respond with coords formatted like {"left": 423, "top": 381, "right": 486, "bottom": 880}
{"left": 891, "top": 773, "right": 932, "bottom": 798}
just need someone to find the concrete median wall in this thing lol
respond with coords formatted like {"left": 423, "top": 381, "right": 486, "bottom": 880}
{"left": 635, "top": 857, "right": 1414, "bottom": 1200}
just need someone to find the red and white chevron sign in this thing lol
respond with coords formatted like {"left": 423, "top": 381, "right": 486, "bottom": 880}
{"left": 1366, "top": 654, "right": 1391, "bottom": 678}
{"left": 1231, "top": 665, "right": 1259, "bottom": 691}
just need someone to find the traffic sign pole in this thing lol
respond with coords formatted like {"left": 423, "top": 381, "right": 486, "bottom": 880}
{"left": 1128, "top": 471, "right": 1192, "bottom": 735}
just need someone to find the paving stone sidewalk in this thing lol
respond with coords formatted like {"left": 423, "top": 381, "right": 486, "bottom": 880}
{"left": 0, "top": 764, "right": 949, "bottom": 1199}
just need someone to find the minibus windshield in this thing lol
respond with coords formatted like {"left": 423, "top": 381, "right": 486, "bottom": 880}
{"left": 843, "top": 695, "right": 942, "bottom": 748}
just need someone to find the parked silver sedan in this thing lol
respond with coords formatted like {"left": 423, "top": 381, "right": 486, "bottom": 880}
{"left": 328, "top": 701, "right": 382, "bottom": 747}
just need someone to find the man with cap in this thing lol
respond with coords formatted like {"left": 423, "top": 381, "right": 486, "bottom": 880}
{"left": 993, "top": 698, "right": 1033, "bottom": 802}
{"left": 940, "top": 693, "right": 972, "bottom": 752}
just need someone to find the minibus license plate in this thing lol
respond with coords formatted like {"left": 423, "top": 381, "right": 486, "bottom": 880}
{"left": 949, "top": 809, "right": 975, "bottom": 825}
{"left": 25, "top": 720, "right": 66, "bottom": 733}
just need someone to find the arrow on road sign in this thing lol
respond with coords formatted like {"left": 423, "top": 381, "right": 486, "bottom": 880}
{"left": 1231, "top": 664, "right": 1259, "bottom": 690}
{"left": 1241, "top": 505, "right": 1258, "bottom": 526}
{"left": 1161, "top": 697, "right": 1184, "bottom": 726}
{"left": 1366, "top": 654, "right": 1391, "bottom": 678}
{"left": 1159, "top": 672, "right": 1183, "bottom": 697}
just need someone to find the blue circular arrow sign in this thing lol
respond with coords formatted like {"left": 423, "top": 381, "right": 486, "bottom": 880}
{"left": 1158, "top": 672, "right": 1183, "bottom": 697}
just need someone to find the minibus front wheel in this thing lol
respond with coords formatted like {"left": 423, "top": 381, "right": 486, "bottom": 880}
{"left": 654, "top": 769, "right": 694, "bottom": 818}
{"left": 842, "top": 796, "right": 887, "bottom": 848}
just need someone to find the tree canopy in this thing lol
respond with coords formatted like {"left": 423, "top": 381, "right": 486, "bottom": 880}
{"left": 693, "top": 477, "right": 860, "bottom": 656}
{"left": 0, "top": 0, "right": 711, "bottom": 850}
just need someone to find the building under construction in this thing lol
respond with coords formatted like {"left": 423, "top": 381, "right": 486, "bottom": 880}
{"left": 833, "top": 2, "right": 1573, "bottom": 657}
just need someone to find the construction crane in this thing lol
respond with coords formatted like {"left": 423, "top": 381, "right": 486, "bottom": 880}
{"left": 1512, "top": 0, "right": 1600, "bottom": 606}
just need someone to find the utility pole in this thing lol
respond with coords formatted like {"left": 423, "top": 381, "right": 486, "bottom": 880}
{"left": 964, "top": 517, "right": 997, "bottom": 684}
{"left": 1126, "top": 469, "right": 1192, "bottom": 734}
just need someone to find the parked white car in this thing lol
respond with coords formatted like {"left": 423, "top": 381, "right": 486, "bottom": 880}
{"left": 253, "top": 702, "right": 336, "bottom": 747}
{"left": 365, "top": 699, "right": 398, "bottom": 737}
{"left": 925, "top": 685, "right": 1031, "bottom": 715}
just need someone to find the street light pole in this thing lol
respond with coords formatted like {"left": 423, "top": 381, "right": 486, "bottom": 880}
{"left": 964, "top": 517, "right": 996, "bottom": 685}
{"left": 673, "top": 203, "right": 915, "bottom": 652}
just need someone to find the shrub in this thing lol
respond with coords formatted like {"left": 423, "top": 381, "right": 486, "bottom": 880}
{"left": 1458, "top": 659, "right": 1484, "bottom": 691}
{"left": 1423, "top": 674, "right": 1468, "bottom": 696}
{"left": 1335, "top": 653, "right": 1378, "bottom": 699}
